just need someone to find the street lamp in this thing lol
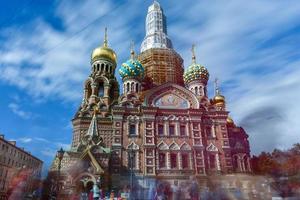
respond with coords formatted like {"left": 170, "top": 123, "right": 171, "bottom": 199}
{"left": 56, "top": 147, "right": 64, "bottom": 197}
{"left": 128, "top": 147, "right": 134, "bottom": 199}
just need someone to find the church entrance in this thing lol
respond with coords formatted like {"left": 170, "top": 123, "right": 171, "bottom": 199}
{"left": 73, "top": 173, "right": 97, "bottom": 200}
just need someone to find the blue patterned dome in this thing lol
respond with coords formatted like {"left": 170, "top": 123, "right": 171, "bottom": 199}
{"left": 184, "top": 45, "right": 209, "bottom": 85}
{"left": 119, "top": 58, "right": 145, "bottom": 80}
{"left": 183, "top": 63, "right": 209, "bottom": 84}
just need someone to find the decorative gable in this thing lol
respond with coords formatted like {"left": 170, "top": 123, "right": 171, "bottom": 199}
{"left": 169, "top": 142, "right": 180, "bottom": 150}
{"left": 144, "top": 83, "right": 200, "bottom": 109}
{"left": 180, "top": 142, "right": 191, "bottom": 150}
{"left": 157, "top": 141, "right": 169, "bottom": 150}
{"left": 154, "top": 93, "right": 189, "bottom": 109}
{"left": 128, "top": 142, "right": 139, "bottom": 150}
{"left": 206, "top": 143, "right": 218, "bottom": 152}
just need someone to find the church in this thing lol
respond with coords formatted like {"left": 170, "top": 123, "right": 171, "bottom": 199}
{"left": 49, "top": 1, "right": 252, "bottom": 199}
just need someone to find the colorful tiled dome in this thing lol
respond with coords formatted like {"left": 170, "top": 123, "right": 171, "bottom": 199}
{"left": 184, "top": 63, "right": 209, "bottom": 85}
{"left": 119, "top": 58, "right": 145, "bottom": 80}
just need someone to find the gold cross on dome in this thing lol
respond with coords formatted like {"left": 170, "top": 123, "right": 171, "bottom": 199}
{"left": 191, "top": 44, "right": 196, "bottom": 64}
{"left": 103, "top": 27, "right": 108, "bottom": 47}
{"left": 214, "top": 78, "right": 220, "bottom": 95}
{"left": 130, "top": 40, "right": 135, "bottom": 59}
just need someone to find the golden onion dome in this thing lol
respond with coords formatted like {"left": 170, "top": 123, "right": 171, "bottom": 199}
{"left": 91, "top": 46, "right": 117, "bottom": 64}
{"left": 212, "top": 78, "right": 225, "bottom": 106}
{"left": 227, "top": 116, "right": 234, "bottom": 124}
{"left": 213, "top": 93, "right": 225, "bottom": 106}
{"left": 91, "top": 28, "right": 117, "bottom": 65}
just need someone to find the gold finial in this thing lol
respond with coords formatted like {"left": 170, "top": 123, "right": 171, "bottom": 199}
{"left": 214, "top": 78, "right": 220, "bottom": 95}
{"left": 103, "top": 27, "right": 108, "bottom": 47}
{"left": 191, "top": 44, "right": 196, "bottom": 64}
{"left": 130, "top": 40, "right": 135, "bottom": 59}
{"left": 93, "top": 105, "right": 99, "bottom": 115}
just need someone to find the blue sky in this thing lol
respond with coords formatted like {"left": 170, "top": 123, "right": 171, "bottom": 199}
{"left": 1, "top": 0, "right": 300, "bottom": 174}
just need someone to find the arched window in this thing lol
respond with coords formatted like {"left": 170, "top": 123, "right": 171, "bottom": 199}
{"left": 109, "top": 84, "right": 115, "bottom": 99}
{"left": 98, "top": 82, "right": 104, "bottom": 96}
{"left": 181, "top": 154, "right": 189, "bottom": 169}
{"left": 195, "top": 87, "right": 198, "bottom": 95}
{"left": 199, "top": 86, "right": 203, "bottom": 96}
{"left": 105, "top": 64, "right": 108, "bottom": 72}
{"left": 86, "top": 84, "right": 92, "bottom": 99}
{"left": 126, "top": 82, "right": 130, "bottom": 92}
{"left": 209, "top": 154, "right": 216, "bottom": 169}
{"left": 244, "top": 156, "right": 248, "bottom": 172}
{"left": 135, "top": 83, "right": 139, "bottom": 92}
{"left": 233, "top": 155, "right": 239, "bottom": 172}
{"left": 101, "top": 63, "right": 104, "bottom": 72}
{"left": 131, "top": 82, "right": 134, "bottom": 92}
{"left": 170, "top": 153, "right": 177, "bottom": 169}
{"left": 159, "top": 153, "right": 166, "bottom": 168}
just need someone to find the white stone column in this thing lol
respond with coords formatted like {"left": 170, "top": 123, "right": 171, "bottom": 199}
{"left": 238, "top": 157, "right": 243, "bottom": 172}
{"left": 104, "top": 85, "right": 109, "bottom": 97}
{"left": 156, "top": 151, "right": 159, "bottom": 170}
{"left": 91, "top": 83, "right": 97, "bottom": 95}
{"left": 189, "top": 152, "right": 193, "bottom": 170}
{"left": 247, "top": 158, "right": 251, "bottom": 172}
{"left": 164, "top": 121, "right": 168, "bottom": 136}
{"left": 241, "top": 158, "right": 245, "bottom": 172}
{"left": 135, "top": 122, "right": 139, "bottom": 136}
{"left": 175, "top": 122, "right": 180, "bottom": 136}
{"left": 216, "top": 153, "right": 221, "bottom": 171}
{"left": 185, "top": 124, "right": 189, "bottom": 137}
{"left": 201, "top": 150, "right": 206, "bottom": 175}
{"left": 211, "top": 124, "right": 216, "bottom": 138}
{"left": 136, "top": 151, "right": 139, "bottom": 170}
{"left": 166, "top": 152, "right": 170, "bottom": 169}
{"left": 178, "top": 152, "right": 182, "bottom": 170}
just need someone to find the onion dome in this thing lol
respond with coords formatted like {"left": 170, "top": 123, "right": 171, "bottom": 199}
{"left": 91, "top": 28, "right": 117, "bottom": 64}
{"left": 212, "top": 78, "right": 225, "bottom": 106}
{"left": 183, "top": 45, "right": 209, "bottom": 85}
{"left": 227, "top": 116, "right": 234, "bottom": 124}
{"left": 213, "top": 93, "right": 225, "bottom": 105}
{"left": 119, "top": 46, "right": 145, "bottom": 80}
{"left": 184, "top": 64, "right": 209, "bottom": 84}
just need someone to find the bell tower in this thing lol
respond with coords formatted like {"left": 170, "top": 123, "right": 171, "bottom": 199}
{"left": 71, "top": 28, "right": 119, "bottom": 149}
{"left": 83, "top": 28, "right": 119, "bottom": 110}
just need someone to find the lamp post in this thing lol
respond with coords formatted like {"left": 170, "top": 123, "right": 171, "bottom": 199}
{"left": 56, "top": 147, "right": 64, "bottom": 197}
{"left": 128, "top": 147, "right": 134, "bottom": 200}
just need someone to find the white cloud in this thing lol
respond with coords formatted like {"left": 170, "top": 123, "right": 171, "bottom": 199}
{"left": 34, "top": 137, "right": 50, "bottom": 143}
{"left": 18, "top": 137, "right": 33, "bottom": 143}
{"left": 8, "top": 103, "right": 32, "bottom": 119}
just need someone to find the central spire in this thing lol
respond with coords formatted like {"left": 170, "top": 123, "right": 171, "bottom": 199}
{"left": 140, "top": 1, "right": 173, "bottom": 52}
